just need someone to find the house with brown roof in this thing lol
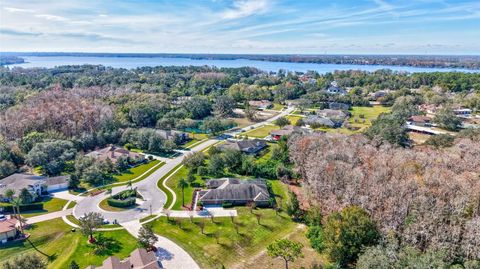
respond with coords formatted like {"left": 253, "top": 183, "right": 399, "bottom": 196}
{"left": 86, "top": 145, "right": 144, "bottom": 164}
{"left": 86, "top": 248, "right": 161, "bottom": 269}
{"left": 408, "top": 115, "right": 432, "bottom": 127}
{"left": 248, "top": 100, "right": 273, "bottom": 110}
{"left": 0, "top": 216, "right": 18, "bottom": 244}
{"left": 269, "top": 125, "right": 310, "bottom": 141}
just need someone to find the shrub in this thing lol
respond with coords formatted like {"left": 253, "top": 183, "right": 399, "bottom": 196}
{"left": 107, "top": 197, "right": 136, "bottom": 208}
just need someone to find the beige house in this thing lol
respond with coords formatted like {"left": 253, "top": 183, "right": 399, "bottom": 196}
{"left": 0, "top": 216, "right": 18, "bottom": 244}
{"left": 86, "top": 248, "right": 161, "bottom": 269}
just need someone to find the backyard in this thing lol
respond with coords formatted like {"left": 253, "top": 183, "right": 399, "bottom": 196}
{"left": 0, "top": 218, "right": 137, "bottom": 269}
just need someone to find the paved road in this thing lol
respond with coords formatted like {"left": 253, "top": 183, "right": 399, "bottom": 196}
{"left": 74, "top": 139, "right": 219, "bottom": 223}
{"left": 122, "top": 220, "right": 200, "bottom": 269}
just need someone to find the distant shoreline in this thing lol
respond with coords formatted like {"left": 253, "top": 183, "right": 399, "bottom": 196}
{"left": 2, "top": 52, "right": 480, "bottom": 70}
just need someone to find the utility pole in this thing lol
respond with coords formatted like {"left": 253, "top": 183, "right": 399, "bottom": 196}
{"left": 149, "top": 204, "right": 152, "bottom": 216}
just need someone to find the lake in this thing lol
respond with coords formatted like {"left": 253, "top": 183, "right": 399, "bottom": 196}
{"left": 6, "top": 56, "right": 480, "bottom": 73}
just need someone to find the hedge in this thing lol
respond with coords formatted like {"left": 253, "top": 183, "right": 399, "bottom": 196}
{"left": 107, "top": 197, "right": 136, "bottom": 208}
{"left": 0, "top": 203, "right": 44, "bottom": 213}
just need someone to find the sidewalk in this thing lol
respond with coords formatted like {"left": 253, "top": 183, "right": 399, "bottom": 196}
{"left": 122, "top": 220, "right": 200, "bottom": 269}
{"left": 26, "top": 208, "right": 73, "bottom": 224}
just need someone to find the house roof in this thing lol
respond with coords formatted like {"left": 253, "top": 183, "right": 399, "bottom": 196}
{"left": 248, "top": 100, "right": 272, "bottom": 108}
{"left": 303, "top": 115, "right": 335, "bottom": 127}
{"left": 317, "top": 109, "right": 347, "bottom": 119}
{"left": 0, "top": 173, "right": 45, "bottom": 196}
{"left": 45, "top": 175, "right": 70, "bottom": 186}
{"left": 86, "top": 145, "right": 143, "bottom": 163}
{"left": 200, "top": 179, "right": 270, "bottom": 203}
{"left": 0, "top": 216, "right": 17, "bottom": 234}
{"left": 86, "top": 248, "right": 160, "bottom": 269}
{"left": 217, "top": 139, "right": 267, "bottom": 154}
{"left": 409, "top": 115, "right": 431, "bottom": 123}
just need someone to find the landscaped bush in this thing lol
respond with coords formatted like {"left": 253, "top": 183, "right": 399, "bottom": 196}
{"left": 221, "top": 201, "right": 233, "bottom": 208}
{"left": 0, "top": 203, "right": 44, "bottom": 213}
{"left": 107, "top": 197, "right": 135, "bottom": 208}
{"left": 107, "top": 189, "right": 139, "bottom": 208}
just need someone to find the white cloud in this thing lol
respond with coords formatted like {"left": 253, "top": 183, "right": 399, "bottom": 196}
{"left": 4, "top": 7, "right": 35, "bottom": 13}
{"left": 35, "top": 14, "right": 68, "bottom": 22}
{"left": 221, "top": 0, "right": 271, "bottom": 19}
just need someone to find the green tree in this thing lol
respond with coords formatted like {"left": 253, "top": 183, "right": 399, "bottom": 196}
{"left": 424, "top": 133, "right": 455, "bottom": 148}
{"left": 19, "top": 188, "right": 33, "bottom": 204}
{"left": 267, "top": 239, "right": 304, "bottom": 269}
{"left": 26, "top": 139, "right": 76, "bottom": 176}
{"left": 69, "top": 261, "right": 80, "bottom": 269}
{"left": 324, "top": 206, "right": 379, "bottom": 267}
{"left": 365, "top": 113, "right": 409, "bottom": 147}
{"left": 213, "top": 95, "right": 236, "bottom": 117}
{"left": 306, "top": 226, "right": 326, "bottom": 253}
{"left": 286, "top": 191, "right": 302, "bottom": 220}
{"left": 2, "top": 253, "right": 46, "bottom": 269}
{"left": 433, "top": 108, "right": 462, "bottom": 131}
{"left": 208, "top": 154, "right": 225, "bottom": 177}
{"left": 79, "top": 212, "right": 104, "bottom": 243}
{"left": 137, "top": 225, "right": 158, "bottom": 250}
{"left": 274, "top": 117, "right": 291, "bottom": 127}
{"left": 0, "top": 160, "right": 16, "bottom": 178}
{"left": 177, "top": 178, "right": 189, "bottom": 207}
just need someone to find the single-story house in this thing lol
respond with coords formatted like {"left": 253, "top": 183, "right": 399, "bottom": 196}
{"left": 199, "top": 178, "right": 271, "bottom": 207}
{"left": 86, "top": 145, "right": 144, "bottom": 164}
{"left": 0, "top": 216, "right": 18, "bottom": 244}
{"left": 0, "top": 174, "right": 70, "bottom": 201}
{"left": 216, "top": 139, "right": 267, "bottom": 154}
{"left": 155, "top": 129, "right": 189, "bottom": 142}
{"left": 86, "top": 248, "right": 161, "bottom": 269}
{"left": 248, "top": 100, "right": 273, "bottom": 110}
{"left": 317, "top": 109, "right": 348, "bottom": 120}
{"left": 270, "top": 125, "right": 309, "bottom": 141}
{"left": 408, "top": 115, "right": 432, "bottom": 127}
{"left": 303, "top": 115, "right": 336, "bottom": 128}
{"left": 324, "top": 81, "right": 347, "bottom": 95}
{"left": 328, "top": 102, "right": 351, "bottom": 110}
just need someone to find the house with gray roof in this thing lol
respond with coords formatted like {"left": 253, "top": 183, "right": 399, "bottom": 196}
{"left": 303, "top": 115, "right": 336, "bottom": 128}
{"left": 86, "top": 248, "right": 161, "bottom": 269}
{"left": 199, "top": 178, "right": 271, "bottom": 207}
{"left": 0, "top": 173, "right": 69, "bottom": 201}
{"left": 324, "top": 81, "right": 347, "bottom": 95}
{"left": 216, "top": 139, "right": 267, "bottom": 154}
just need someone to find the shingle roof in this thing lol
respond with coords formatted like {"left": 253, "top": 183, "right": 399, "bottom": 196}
{"left": 0, "top": 174, "right": 45, "bottom": 196}
{"left": 200, "top": 179, "right": 270, "bottom": 203}
{"left": 217, "top": 139, "right": 267, "bottom": 154}
{"left": 45, "top": 175, "right": 70, "bottom": 186}
{"left": 0, "top": 217, "right": 17, "bottom": 234}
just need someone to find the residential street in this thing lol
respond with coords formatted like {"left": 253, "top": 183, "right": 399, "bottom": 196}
{"left": 73, "top": 139, "right": 219, "bottom": 223}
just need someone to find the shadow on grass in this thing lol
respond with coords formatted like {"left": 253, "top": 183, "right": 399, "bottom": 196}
{"left": 89, "top": 234, "right": 122, "bottom": 256}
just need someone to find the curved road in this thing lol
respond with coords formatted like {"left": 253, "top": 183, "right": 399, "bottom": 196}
{"left": 74, "top": 139, "right": 219, "bottom": 223}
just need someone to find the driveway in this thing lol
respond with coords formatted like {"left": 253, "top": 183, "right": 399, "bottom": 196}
{"left": 73, "top": 139, "right": 218, "bottom": 223}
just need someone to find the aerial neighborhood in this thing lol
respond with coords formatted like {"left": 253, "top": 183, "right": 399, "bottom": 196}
{"left": 1, "top": 1, "right": 480, "bottom": 268}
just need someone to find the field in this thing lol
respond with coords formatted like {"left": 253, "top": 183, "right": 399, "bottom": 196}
{"left": 0, "top": 218, "right": 136, "bottom": 269}
{"left": 243, "top": 124, "right": 279, "bottom": 138}
{"left": 285, "top": 115, "right": 303, "bottom": 125}
{"left": 113, "top": 160, "right": 161, "bottom": 183}
{"left": 150, "top": 208, "right": 298, "bottom": 269}
{"left": 347, "top": 105, "right": 391, "bottom": 132}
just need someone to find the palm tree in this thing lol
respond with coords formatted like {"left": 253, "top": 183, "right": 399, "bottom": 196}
{"left": 126, "top": 180, "right": 132, "bottom": 190}
{"left": 5, "top": 189, "right": 16, "bottom": 219}
{"left": 177, "top": 178, "right": 189, "bottom": 207}
{"left": 11, "top": 198, "right": 24, "bottom": 235}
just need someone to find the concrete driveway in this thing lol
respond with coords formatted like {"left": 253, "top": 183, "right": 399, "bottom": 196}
{"left": 73, "top": 139, "right": 218, "bottom": 223}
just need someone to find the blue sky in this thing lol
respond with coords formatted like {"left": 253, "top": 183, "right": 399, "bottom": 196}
{"left": 1, "top": 0, "right": 479, "bottom": 54}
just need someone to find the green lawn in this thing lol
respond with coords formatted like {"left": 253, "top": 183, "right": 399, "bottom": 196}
{"left": 20, "top": 197, "right": 69, "bottom": 218}
{"left": 98, "top": 197, "right": 135, "bottom": 212}
{"left": 285, "top": 115, "right": 303, "bottom": 125}
{"left": 347, "top": 105, "right": 391, "bottom": 132}
{"left": 271, "top": 103, "right": 285, "bottom": 111}
{"left": 156, "top": 164, "right": 182, "bottom": 209}
{"left": 114, "top": 160, "right": 161, "bottom": 183}
{"left": 243, "top": 124, "right": 279, "bottom": 138}
{"left": 269, "top": 179, "right": 290, "bottom": 210}
{"left": 165, "top": 166, "right": 203, "bottom": 210}
{"left": 0, "top": 218, "right": 136, "bottom": 269}
{"left": 150, "top": 207, "right": 297, "bottom": 268}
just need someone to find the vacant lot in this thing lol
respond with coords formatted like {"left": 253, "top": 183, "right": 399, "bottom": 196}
{"left": 243, "top": 124, "right": 279, "bottom": 138}
{"left": 114, "top": 160, "right": 161, "bottom": 183}
{"left": 347, "top": 105, "right": 391, "bottom": 131}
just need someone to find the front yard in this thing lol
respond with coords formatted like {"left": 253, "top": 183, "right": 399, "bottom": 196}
{"left": 20, "top": 197, "right": 69, "bottom": 218}
{"left": 0, "top": 218, "right": 136, "bottom": 269}
{"left": 243, "top": 124, "right": 279, "bottom": 138}
{"left": 114, "top": 160, "right": 162, "bottom": 183}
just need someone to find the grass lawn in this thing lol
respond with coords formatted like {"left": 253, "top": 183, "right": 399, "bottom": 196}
{"left": 286, "top": 115, "right": 303, "bottom": 125}
{"left": 150, "top": 207, "right": 297, "bottom": 268}
{"left": 114, "top": 160, "right": 161, "bottom": 183}
{"left": 20, "top": 197, "right": 69, "bottom": 218}
{"left": 229, "top": 117, "right": 256, "bottom": 129}
{"left": 237, "top": 224, "right": 328, "bottom": 269}
{"left": 165, "top": 166, "right": 203, "bottom": 210}
{"left": 243, "top": 124, "right": 279, "bottom": 138}
{"left": 347, "top": 105, "right": 391, "bottom": 132}
{"left": 271, "top": 103, "right": 285, "bottom": 111}
{"left": 189, "top": 133, "right": 209, "bottom": 141}
{"left": 156, "top": 164, "right": 182, "bottom": 209}
{"left": 0, "top": 218, "right": 136, "bottom": 269}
